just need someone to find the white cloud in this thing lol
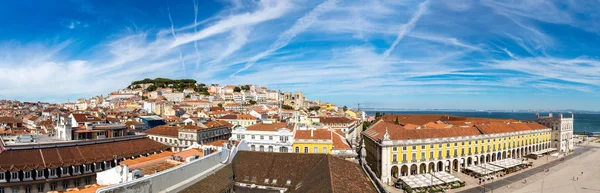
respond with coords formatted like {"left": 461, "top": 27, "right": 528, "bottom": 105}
{"left": 383, "top": 0, "right": 430, "bottom": 58}
{"left": 231, "top": 0, "right": 340, "bottom": 76}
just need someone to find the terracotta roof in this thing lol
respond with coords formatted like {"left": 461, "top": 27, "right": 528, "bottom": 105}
{"left": 294, "top": 130, "right": 331, "bottom": 140}
{"left": 146, "top": 125, "right": 179, "bottom": 137}
{"left": 219, "top": 114, "right": 238, "bottom": 120}
{"left": 245, "top": 122, "right": 294, "bottom": 132}
{"left": 204, "top": 120, "right": 233, "bottom": 129}
{"left": 0, "top": 138, "right": 168, "bottom": 172}
{"left": 363, "top": 121, "right": 481, "bottom": 141}
{"left": 232, "top": 151, "right": 376, "bottom": 193}
{"left": 332, "top": 131, "right": 351, "bottom": 150}
{"left": 319, "top": 117, "right": 354, "bottom": 124}
{"left": 71, "top": 113, "right": 103, "bottom": 123}
{"left": 237, "top": 114, "right": 256, "bottom": 120}
{"left": 363, "top": 116, "right": 550, "bottom": 141}
{"left": 180, "top": 164, "right": 234, "bottom": 193}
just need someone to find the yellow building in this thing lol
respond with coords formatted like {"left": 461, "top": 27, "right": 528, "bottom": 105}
{"left": 293, "top": 129, "right": 333, "bottom": 154}
{"left": 345, "top": 110, "right": 357, "bottom": 118}
{"left": 125, "top": 103, "right": 139, "bottom": 108}
{"left": 362, "top": 114, "right": 553, "bottom": 184}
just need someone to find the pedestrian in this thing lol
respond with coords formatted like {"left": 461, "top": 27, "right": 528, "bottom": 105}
{"left": 581, "top": 172, "right": 584, "bottom": 175}
{"left": 577, "top": 177, "right": 579, "bottom": 181}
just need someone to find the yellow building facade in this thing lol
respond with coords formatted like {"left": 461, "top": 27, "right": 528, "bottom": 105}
{"left": 362, "top": 115, "right": 555, "bottom": 184}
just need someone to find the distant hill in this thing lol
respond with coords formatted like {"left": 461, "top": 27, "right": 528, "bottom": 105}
{"left": 129, "top": 78, "right": 207, "bottom": 93}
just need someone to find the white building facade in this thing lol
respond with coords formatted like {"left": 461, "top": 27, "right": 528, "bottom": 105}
{"left": 536, "top": 113, "right": 574, "bottom": 153}
{"left": 229, "top": 122, "right": 295, "bottom": 153}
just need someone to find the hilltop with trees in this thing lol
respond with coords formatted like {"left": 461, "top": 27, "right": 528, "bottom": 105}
{"left": 129, "top": 78, "right": 209, "bottom": 94}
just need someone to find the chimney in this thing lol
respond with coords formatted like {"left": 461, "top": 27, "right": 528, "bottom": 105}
{"left": 311, "top": 129, "right": 314, "bottom": 137}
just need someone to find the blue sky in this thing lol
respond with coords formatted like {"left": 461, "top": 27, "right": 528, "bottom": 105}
{"left": 1, "top": 0, "right": 600, "bottom": 111}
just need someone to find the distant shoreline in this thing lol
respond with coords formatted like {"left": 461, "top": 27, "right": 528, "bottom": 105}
{"left": 363, "top": 109, "right": 600, "bottom": 114}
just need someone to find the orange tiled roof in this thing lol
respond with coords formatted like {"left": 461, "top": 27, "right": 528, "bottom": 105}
{"left": 295, "top": 130, "right": 332, "bottom": 140}
{"left": 146, "top": 125, "right": 179, "bottom": 137}
{"left": 246, "top": 122, "right": 294, "bottom": 132}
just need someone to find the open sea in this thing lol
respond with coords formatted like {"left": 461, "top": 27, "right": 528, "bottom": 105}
{"left": 365, "top": 111, "right": 600, "bottom": 134}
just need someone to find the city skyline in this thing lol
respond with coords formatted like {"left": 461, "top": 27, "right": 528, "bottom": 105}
{"left": 1, "top": 0, "right": 600, "bottom": 111}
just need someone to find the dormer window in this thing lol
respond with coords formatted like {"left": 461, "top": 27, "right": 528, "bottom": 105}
{"left": 94, "top": 163, "right": 102, "bottom": 171}
{"left": 84, "top": 164, "right": 91, "bottom": 173}
{"left": 23, "top": 170, "right": 32, "bottom": 181}
{"left": 61, "top": 167, "right": 69, "bottom": 176}
{"left": 286, "top": 180, "right": 292, "bottom": 186}
{"left": 73, "top": 165, "right": 80, "bottom": 175}
{"left": 0, "top": 172, "right": 5, "bottom": 182}
{"left": 49, "top": 168, "right": 57, "bottom": 178}
{"left": 36, "top": 170, "right": 44, "bottom": 179}
{"left": 11, "top": 171, "right": 19, "bottom": 181}
{"left": 272, "top": 179, "right": 277, "bottom": 185}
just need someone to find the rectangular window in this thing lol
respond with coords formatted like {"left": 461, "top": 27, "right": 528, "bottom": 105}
{"left": 402, "top": 154, "right": 406, "bottom": 161}
{"left": 269, "top": 136, "right": 273, "bottom": 140}
{"left": 393, "top": 154, "right": 397, "bottom": 162}
{"left": 421, "top": 152, "right": 425, "bottom": 160}
{"left": 323, "top": 147, "right": 328, "bottom": 154}
{"left": 412, "top": 153, "right": 416, "bottom": 161}
{"left": 430, "top": 151, "right": 433, "bottom": 159}
{"left": 260, "top": 135, "right": 264, "bottom": 140}
{"left": 252, "top": 135, "right": 255, "bottom": 139}
{"left": 314, "top": 147, "right": 318, "bottom": 153}
{"left": 84, "top": 177, "right": 91, "bottom": 185}
{"left": 37, "top": 170, "right": 44, "bottom": 178}
{"left": 412, "top": 146, "right": 416, "bottom": 150}
{"left": 74, "top": 179, "right": 80, "bottom": 187}
{"left": 50, "top": 169, "right": 56, "bottom": 176}
{"left": 392, "top": 147, "right": 397, "bottom": 151}
{"left": 74, "top": 166, "right": 80, "bottom": 174}
{"left": 304, "top": 147, "right": 308, "bottom": 153}
{"left": 37, "top": 184, "right": 44, "bottom": 193}
{"left": 403, "top": 146, "right": 407, "bottom": 150}
{"left": 25, "top": 171, "right": 31, "bottom": 179}
{"left": 11, "top": 172, "right": 17, "bottom": 180}
{"left": 24, "top": 185, "right": 31, "bottom": 193}
{"left": 295, "top": 147, "right": 300, "bottom": 153}
{"left": 50, "top": 182, "right": 57, "bottom": 191}
{"left": 62, "top": 167, "right": 69, "bottom": 175}
{"left": 11, "top": 186, "right": 18, "bottom": 193}
{"left": 62, "top": 180, "right": 69, "bottom": 190}
{"left": 0, "top": 173, "right": 4, "bottom": 181}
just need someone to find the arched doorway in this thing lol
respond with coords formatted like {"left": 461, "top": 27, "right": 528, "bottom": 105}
{"left": 516, "top": 149, "right": 520, "bottom": 158}
{"left": 391, "top": 166, "right": 399, "bottom": 178}
{"left": 467, "top": 157, "right": 473, "bottom": 166}
{"left": 452, "top": 159, "right": 459, "bottom": 172}
{"left": 401, "top": 165, "right": 409, "bottom": 176}
{"left": 512, "top": 149, "right": 516, "bottom": 158}
{"left": 486, "top": 154, "right": 491, "bottom": 162}
{"left": 461, "top": 158, "right": 466, "bottom": 168}
{"left": 410, "top": 164, "right": 418, "bottom": 175}
{"left": 480, "top": 155, "right": 485, "bottom": 164}
{"left": 437, "top": 161, "right": 443, "bottom": 172}
{"left": 419, "top": 163, "right": 426, "bottom": 174}
{"left": 428, "top": 162, "right": 435, "bottom": 172}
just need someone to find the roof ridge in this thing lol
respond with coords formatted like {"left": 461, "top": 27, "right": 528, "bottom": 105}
{"left": 39, "top": 149, "right": 47, "bottom": 168}
{"left": 327, "top": 156, "right": 335, "bottom": 193}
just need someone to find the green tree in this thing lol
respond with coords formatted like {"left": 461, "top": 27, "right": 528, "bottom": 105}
{"left": 362, "top": 121, "right": 372, "bottom": 131}
{"left": 234, "top": 86, "right": 241, "bottom": 92}
{"left": 282, "top": 104, "right": 294, "bottom": 110}
{"left": 146, "top": 85, "right": 157, "bottom": 91}
{"left": 218, "top": 103, "right": 223, "bottom": 107}
{"left": 375, "top": 112, "right": 381, "bottom": 118}
{"left": 308, "top": 106, "right": 320, "bottom": 111}
{"left": 248, "top": 100, "right": 257, "bottom": 105}
{"left": 343, "top": 105, "right": 348, "bottom": 112}
{"left": 394, "top": 116, "right": 399, "bottom": 124}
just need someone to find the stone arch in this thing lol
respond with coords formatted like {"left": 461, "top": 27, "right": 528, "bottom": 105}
{"left": 410, "top": 164, "right": 418, "bottom": 175}
{"left": 391, "top": 166, "right": 399, "bottom": 178}
{"left": 461, "top": 158, "right": 466, "bottom": 168}
{"left": 401, "top": 165, "right": 409, "bottom": 176}
{"left": 480, "top": 155, "right": 485, "bottom": 164}
{"left": 512, "top": 149, "right": 516, "bottom": 158}
{"left": 419, "top": 163, "right": 427, "bottom": 174}
{"left": 452, "top": 159, "right": 459, "bottom": 172}
{"left": 437, "top": 161, "right": 443, "bottom": 172}
{"left": 428, "top": 162, "right": 435, "bottom": 172}
{"left": 467, "top": 157, "right": 473, "bottom": 166}
{"left": 486, "top": 154, "right": 491, "bottom": 162}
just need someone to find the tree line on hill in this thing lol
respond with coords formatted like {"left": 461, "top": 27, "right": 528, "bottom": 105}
{"left": 129, "top": 78, "right": 209, "bottom": 94}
